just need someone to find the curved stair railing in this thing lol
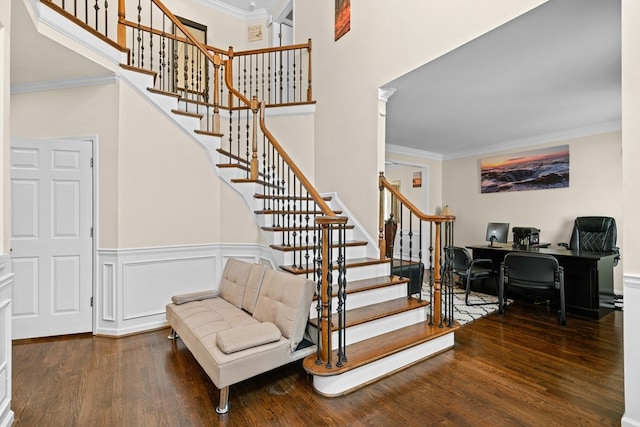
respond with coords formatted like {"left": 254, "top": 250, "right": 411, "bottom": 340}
{"left": 378, "top": 172, "right": 456, "bottom": 327}
{"left": 41, "top": 0, "right": 347, "bottom": 369}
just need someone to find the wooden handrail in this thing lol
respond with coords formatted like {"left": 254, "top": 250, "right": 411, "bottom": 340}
{"left": 233, "top": 40, "right": 312, "bottom": 57}
{"left": 259, "top": 103, "right": 335, "bottom": 217}
{"left": 223, "top": 58, "right": 252, "bottom": 107}
{"left": 379, "top": 172, "right": 455, "bottom": 223}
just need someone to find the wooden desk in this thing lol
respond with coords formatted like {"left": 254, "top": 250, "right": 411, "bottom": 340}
{"left": 467, "top": 244, "right": 616, "bottom": 320}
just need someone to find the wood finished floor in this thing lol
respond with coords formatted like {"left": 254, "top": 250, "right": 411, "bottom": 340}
{"left": 12, "top": 301, "right": 624, "bottom": 426}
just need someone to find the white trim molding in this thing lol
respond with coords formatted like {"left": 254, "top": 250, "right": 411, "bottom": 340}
{"left": 95, "top": 243, "right": 274, "bottom": 336}
{"left": 0, "top": 253, "right": 14, "bottom": 427}
{"left": 386, "top": 143, "right": 444, "bottom": 162}
{"left": 623, "top": 273, "right": 640, "bottom": 427}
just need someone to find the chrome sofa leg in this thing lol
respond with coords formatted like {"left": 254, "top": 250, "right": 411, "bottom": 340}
{"left": 216, "top": 387, "right": 230, "bottom": 414}
{"left": 167, "top": 328, "right": 178, "bottom": 340}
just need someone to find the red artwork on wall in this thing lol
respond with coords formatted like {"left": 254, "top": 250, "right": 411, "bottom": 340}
{"left": 335, "top": 0, "right": 350, "bottom": 41}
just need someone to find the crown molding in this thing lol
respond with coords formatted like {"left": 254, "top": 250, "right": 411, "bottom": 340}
{"left": 11, "top": 74, "right": 117, "bottom": 94}
{"left": 442, "top": 120, "right": 622, "bottom": 160}
{"left": 378, "top": 87, "right": 397, "bottom": 103}
{"left": 194, "top": 0, "right": 268, "bottom": 20}
{"left": 386, "top": 144, "right": 443, "bottom": 161}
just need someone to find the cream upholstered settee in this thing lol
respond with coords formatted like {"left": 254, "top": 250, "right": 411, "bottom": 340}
{"left": 165, "top": 258, "right": 315, "bottom": 414}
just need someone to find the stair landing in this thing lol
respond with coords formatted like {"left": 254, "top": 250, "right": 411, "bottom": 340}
{"left": 303, "top": 320, "right": 459, "bottom": 396}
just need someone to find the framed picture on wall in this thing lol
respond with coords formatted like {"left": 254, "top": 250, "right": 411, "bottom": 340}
{"left": 335, "top": 0, "right": 350, "bottom": 41}
{"left": 412, "top": 171, "right": 422, "bottom": 188}
{"left": 480, "top": 145, "right": 570, "bottom": 193}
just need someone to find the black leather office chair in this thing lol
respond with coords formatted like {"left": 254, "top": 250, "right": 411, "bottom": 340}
{"left": 498, "top": 252, "right": 566, "bottom": 326}
{"left": 559, "top": 216, "right": 620, "bottom": 266}
{"left": 450, "top": 246, "right": 497, "bottom": 306}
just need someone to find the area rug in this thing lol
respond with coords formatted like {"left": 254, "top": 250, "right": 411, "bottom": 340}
{"left": 421, "top": 285, "right": 510, "bottom": 326}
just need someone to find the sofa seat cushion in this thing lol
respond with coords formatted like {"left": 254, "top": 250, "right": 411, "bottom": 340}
{"left": 216, "top": 322, "right": 281, "bottom": 354}
{"left": 166, "top": 298, "right": 294, "bottom": 388}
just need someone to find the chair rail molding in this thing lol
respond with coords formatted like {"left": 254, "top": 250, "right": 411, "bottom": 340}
{"left": 95, "top": 243, "right": 274, "bottom": 336}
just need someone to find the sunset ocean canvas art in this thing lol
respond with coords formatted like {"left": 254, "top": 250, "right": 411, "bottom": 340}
{"left": 480, "top": 145, "right": 570, "bottom": 193}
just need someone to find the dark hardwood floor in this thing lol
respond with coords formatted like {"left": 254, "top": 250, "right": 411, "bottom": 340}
{"left": 12, "top": 301, "right": 624, "bottom": 426}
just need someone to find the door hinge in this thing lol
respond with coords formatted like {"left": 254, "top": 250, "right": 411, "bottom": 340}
{"left": 90, "top": 227, "right": 94, "bottom": 238}
{"left": 90, "top": 296, "right": 93, "bottom": 307}
{"left": 90, "top": 157, "right": 94, "bottom": 168}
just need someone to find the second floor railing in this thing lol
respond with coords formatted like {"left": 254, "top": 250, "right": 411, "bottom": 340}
{"left": 41, "top": 0, "right": 312, "bottom": 134}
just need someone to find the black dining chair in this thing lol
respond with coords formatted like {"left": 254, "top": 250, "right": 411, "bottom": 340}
{"left": 498, "top": 252, "right": 566, "bottom": 326}
{"left": 450, "top": 246, "right": 497, "bottom": 306}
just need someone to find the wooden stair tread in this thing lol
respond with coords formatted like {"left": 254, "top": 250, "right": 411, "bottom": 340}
{"left": 308, "top": 296, "right": 428, "bottom": 330}
{"left": 231, "top": 178, "right": 282, "bottom": 189}
{"left": 303, "top": 320, "right": 459, "bottom": 376}
{"left": 262, "top": 224, "right": 355, "bottom": 232}
{"left": 171, "top": 109, "right": 203, "bottom": 119}
{"left": 120, "top": 63, "right": 157, "bottom": 79}
{"left": 255, "top": 209, "right": 343, "bottom": 215}
{"left": 281, "top": 257, "right": 390, "bottom": 275}
{"left": 270, "top": 240, "right": 366, "bottom": 252}
{"left": 216, "top": 149, "right": 249, "bottom": 165}
{"left": 317, "top": 275, "right": 409, "bottom": 299}
{"left": 255, "top": 194, "right": 333, "bottom": 201}
{"left": 147, "top": 87, "right": 181, "bottom": 99}
{"left": 195, "top": 129, "right": 224, "bottom": 138}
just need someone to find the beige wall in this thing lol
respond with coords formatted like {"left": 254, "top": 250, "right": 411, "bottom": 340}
{"left": 11, "top": 84, "right": 120, "bottom": 247}
{"left": 10, "top": 81, "right": 260, "bottom": 249}
{"left": 116, "top": 82, "right": 222, "bottom": 247}
{"left": 622, "top": 0, "right": 640, "bottom": 424}
{"left": 162, "top": 0, "right": 271, "bottom": 50}
{"left": 295, "top": 0, "right": 549, "bottom": 239}
{"left": 442, "top": 131, "right": 623, "bottom": 291}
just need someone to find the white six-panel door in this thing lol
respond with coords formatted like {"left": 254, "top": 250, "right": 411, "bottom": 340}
{"left": 10, "top": 138, "right": 93, "bottom": 339}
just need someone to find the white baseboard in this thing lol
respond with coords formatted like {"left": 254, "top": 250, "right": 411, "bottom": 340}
{"left": 95, "top": 243, "right": 274, "bottom": 336}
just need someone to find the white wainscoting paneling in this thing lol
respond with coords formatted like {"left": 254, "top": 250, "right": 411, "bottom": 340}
{"left": 0, "top": 253, "right": 15, "bottom": 427}
{"left": 623, "top": 274, "right": 640, "bottom": 427}
{"left": 96, "top": 244, "right": 274, "bottom": 336}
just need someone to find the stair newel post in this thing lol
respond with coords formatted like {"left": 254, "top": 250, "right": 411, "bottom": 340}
{"left": 117, "top": 0, "right": 126, "bottom": 49}
{"left": 378, "top": 172, "right": 386, "bottom": 260}
{"left": 250, "top": 98, "right": 260, "bottom": 180}
{"left": 212, "top": 53, "right": 221, "bottom": 133}
{"left": 307, "top": 39, "right": 313, "bottom": 102}
{"left": 444, "top": 222, "right": 455, "bottom": 327}
{"left": 336, "top": 221, "right": 348, "bottom": 367}
{"left": 314, "top": 215, "right": 348, "bottom": 369}
{"left": 433, "top": 221, "right": 443, "bottom": 327}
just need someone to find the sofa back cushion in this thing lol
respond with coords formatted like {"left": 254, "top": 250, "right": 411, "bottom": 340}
{"left": 252, "top": 269, "right": 315, "bottom": 351}
{"left": 219, "top": 259, "right": 266, "bottom": 311}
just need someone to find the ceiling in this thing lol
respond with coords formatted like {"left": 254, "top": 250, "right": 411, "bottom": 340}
{"left": 383, "top": 0, "right": 621, "bottom": 159}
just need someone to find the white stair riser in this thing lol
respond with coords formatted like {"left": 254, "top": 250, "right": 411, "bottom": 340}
{"left": 264, "top": 227, "right": 355, "bottom": 246}
{"left": 307, "top": 306, "right": 428, "bottom": 349}
{"left": 309, "top": 282, "right": 407, "bottom": 318}
{"left": 275, "top": 246, "right": 367, "bottom": 267}
{"left": 311, "top": 333, "right": 455, "bottom": 397}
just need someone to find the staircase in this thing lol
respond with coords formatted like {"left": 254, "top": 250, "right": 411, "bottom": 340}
{"left": 31, "top": 0, "right": 459, "bottom": 400}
